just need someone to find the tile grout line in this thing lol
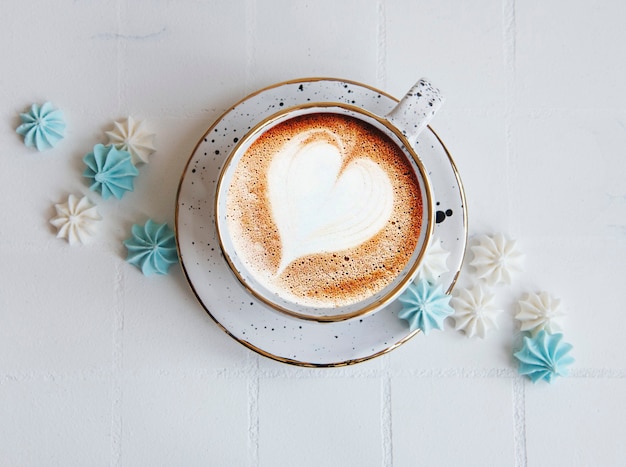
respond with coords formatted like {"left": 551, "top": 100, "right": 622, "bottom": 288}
{"left": 0, "top": 365, "right": 538, "bottom": 381}
{"left": 247, "top": 352, "right": 260, "bottom": 467}
{"left": 110, "top": 262, "right": 125, "bottom": 467}
{"left": 119, "top": 0, "right": 129, "bottom": 117}
{"left": 11, "top": 364, "right": 626, "bottom": 382}
{"left": 503, "top": 0, "right": 518, "bottom": 234}
{"left": 504, "top": 1, "right": 526, "bottom": 465}
{"left": 245, "top": 0, "right": 258, "bottom": 96}
{"left": 110, "top": 4, "right": 125, "bottom": 464}
{"left": 115, "top": 0, "right": 123, "bottom": 116}
{"left": 381, "top": 357, "right": 393, "bottom": 467}
{"left": 376, "top": 6, "right": 391, "bottom": 463}
{"left": 569, "top": 368, "right": 626, "bottom": 378}
{"left": 376, "top": 0, "right": 387, "bottom": 91}
{"left": 244, "top": 3, "right": 259, "bottom": 465}
{"left": 512, "top": 377, "right": 528, "bottom": 467}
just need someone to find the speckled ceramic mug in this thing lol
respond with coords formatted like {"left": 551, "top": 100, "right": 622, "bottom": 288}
{"left": 215, "top": 79, "right": 443, "bottom": 322}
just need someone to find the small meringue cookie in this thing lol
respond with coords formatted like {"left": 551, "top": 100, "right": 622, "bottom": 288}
{"left": 50, "top": 194, "right": 102, "bottom": 245}
{"left": 514, "top": 330, "right": 574, "bottom": 383}
{"left": 83, "top": 144, "right": 139, "bottom": 200}
{"left": 516, "top": 291, "right": 566, "bottom": 335}
{"left": 469, "top": 233, "right": 524, "bottom": 285}
{"left": 451, "top": 284, "right": 502, "bottom": 338}
{"left": 416, "top": 237, "right": 450, "bottom": 284}
{"left": 16, "top": 102, "right": 66, "bottom": 151}
{"left": 397, "top": 279, "right": 454, "bottom": 335}
{"left": 124, "top": 219, "right": 178, "bottom": 275}
{"left": 105, "top": 116, "right": 156, "bottom": 165}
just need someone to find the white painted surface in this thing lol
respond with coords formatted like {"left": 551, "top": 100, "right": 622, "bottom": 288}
{"left": 0, "top": 1, "right": 624, "bottom": 466}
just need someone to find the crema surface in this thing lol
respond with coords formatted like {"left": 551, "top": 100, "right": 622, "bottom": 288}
{"left": 226, "top": 113, "right": 423, "bottom": 308}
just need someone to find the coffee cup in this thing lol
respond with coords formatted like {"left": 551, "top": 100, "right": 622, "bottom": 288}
{"left": 215, "top": 79, "right": 443, "bottom": 322}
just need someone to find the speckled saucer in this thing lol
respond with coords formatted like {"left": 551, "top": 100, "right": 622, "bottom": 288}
{"left": 175, "top": 78, "right": 467, "bottom": 366}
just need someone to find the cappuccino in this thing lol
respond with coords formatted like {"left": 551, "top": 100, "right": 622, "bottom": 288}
{"left": 224, "top": 112, "right": 423, "bottom": 309}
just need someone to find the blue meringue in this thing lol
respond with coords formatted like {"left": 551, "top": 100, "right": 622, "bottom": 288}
{"left": 83, "top": 144, "right": 139, "bottom": 199}
{"left": 514, "top": 330, "right": 574, "bottom": 383}
{"left": 16, "top": 102, "right": 66, "bottom": 151}
{"left": 123, "top": 220, "right": 178, "bottom": 276}
{"left": 397, "top": 279, "right": 454, "bottom": 334}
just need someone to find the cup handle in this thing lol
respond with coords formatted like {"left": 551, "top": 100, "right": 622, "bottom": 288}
{"left": 385, "top": 78, "right": 444, "bottom": 146}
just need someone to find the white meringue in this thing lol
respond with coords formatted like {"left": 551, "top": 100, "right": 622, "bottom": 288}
{"left": 516, "top": 291, "right": 565, "bottom": 335}
{"left": 451, "top": 284, "right": 502, "bottom": 338}
{"left": 105, "top": 116, "right": 156, "bottom": 165}
{"left": 416, "top": 237, "right": 450, "bottom": 284}
{"left": 50, "top": 194, "right": 102, "bottom": 245}
{"left": 469, "top": 233, "right": 524, "bottom": 285}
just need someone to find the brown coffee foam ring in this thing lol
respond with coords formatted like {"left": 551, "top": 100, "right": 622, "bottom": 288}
{"left": 226, "top": 113, "right": 422, "bottom": 308}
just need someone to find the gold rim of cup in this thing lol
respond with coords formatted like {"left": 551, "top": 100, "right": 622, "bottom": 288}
{"left": 215, "top": 102, "right": 434, "bottom": 322}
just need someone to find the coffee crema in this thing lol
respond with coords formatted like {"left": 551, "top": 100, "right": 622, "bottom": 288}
{"left": 225, "top": 112, "right": 423, "bottom": 308}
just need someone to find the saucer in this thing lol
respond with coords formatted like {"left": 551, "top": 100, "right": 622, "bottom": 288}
{"left": 175, "top": 78, "right": 467, "bottom": 367}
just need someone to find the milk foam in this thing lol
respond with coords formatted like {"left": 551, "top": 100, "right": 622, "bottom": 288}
{"left": 225, "top": 113, "right": 423, "bottom": 308}
{"left": 267, "top": 129, "right": 394, "bottom": 274}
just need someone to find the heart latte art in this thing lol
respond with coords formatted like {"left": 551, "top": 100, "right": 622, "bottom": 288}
{"left": 268, "top": 129, "right": 394, "bottom": 274}
{"left": 225, "top": 113, "right": 423, "bottom": 308}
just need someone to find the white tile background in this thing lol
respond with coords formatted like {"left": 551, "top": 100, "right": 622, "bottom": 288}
{"left": 1, "top": 1, "right": 625, "bottom": 466}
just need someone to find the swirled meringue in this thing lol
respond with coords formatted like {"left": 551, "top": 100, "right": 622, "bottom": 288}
{"left": 124, "top": 219, "right": 178, "bottom": 275}
{"left": 49, "top": 194, "right": 102, "bottom": 245}
{"left": 470, "top": 233, "right": 524, "bottom": 285}
{"left": 105, "top": 116, "right": 156, "bottom": 165}
{"left": 516, "top": 291, "right": 565, "bottom": 335}
{"left": 416, "top": 237, "right": 450, "bottom": 284}
{"left": 451, "top": 285, "right": 502, "bottom": 338}
{"left": 16, "top": 102, "right": 65, "bottom": 151}
{"left": 514, "top": 330, "right": 574, "bottom": 383}
{"left": 397, "top": 279, "right": 453, "bottom": 335}
{"left": 83, "top": 144, "right": 139, "bottom": 199}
